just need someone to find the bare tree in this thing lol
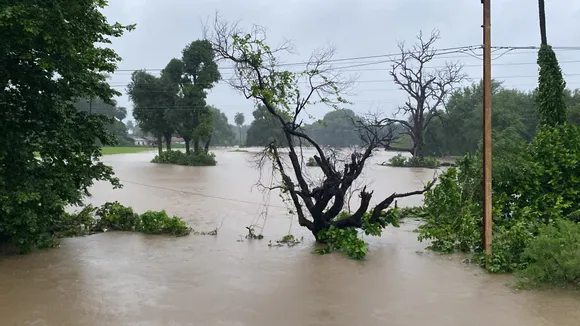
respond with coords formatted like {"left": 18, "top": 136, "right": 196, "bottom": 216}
{"left": 204, "top": 15, "right": 434, "bottom": 253}
{"left": 388, "top": 30, "right": 465, "bottom": 157}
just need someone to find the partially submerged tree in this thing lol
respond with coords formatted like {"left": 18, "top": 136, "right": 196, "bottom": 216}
{"left": 163, "top": 40, "right": 221, "bottom": 154}
{"left": 205, "top": 17, "right": 434, "bottom": 258}
{"left": 388, "top": 30, "right": 465, "bottom": 156}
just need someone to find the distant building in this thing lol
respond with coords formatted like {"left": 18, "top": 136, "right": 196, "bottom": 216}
{"left": 171, "top": 137, "right": 185, "bottom": 144}
{"left": 129, "top": 136, "right": 155, "bottom": 146}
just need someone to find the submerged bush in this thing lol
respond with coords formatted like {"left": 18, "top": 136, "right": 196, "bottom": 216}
{"left": 517, "top": 219, "right": 580, "bottom": 288}
{"left": 56, "top": 201, "right": 191, "bottom": 238}
{"left": 151, "top": 150, "right": 217, "bottom": 166}
{"left": 387, "top": 154, "right": 440, "bottom": 168}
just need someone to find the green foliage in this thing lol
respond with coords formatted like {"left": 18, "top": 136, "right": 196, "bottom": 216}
{"left": 95, "top": 201, "right": 141, "bottom": 231}
{"left": 303, "top": 109, "right": 364, "bottom": 147}
{"left": 536, "top": 44, "right": 567, "bottom": 127}
{"left": 306, "top": 157, "right": 319, "bottom": 167}
{"left": 417, "top": 123, "right": 580, "bottom": 286}
{"left": 246, "top": 104, "right": 288, "bottom": 147}
{"left": 0, "top": 0, "right": 133, "bottom": 252}
{"left": 528, "top": 124, "right": 580, "bottom": 222}
{"left": 417, "top": 157, "right": 481, "bottom": 253}
{"left": 314, "top": 226, "right": 368, "bottom": 260}
{"left": 140, "top": 210, "right": 191, "bottom": 237}
{"left": 517, "top": 219, "right": 580, "bottom": 287}
{"left": 151, "top": 150, "right": 217, "bottom": 166}
{"left": 387, "top": 154, "right": 440, "bottom": 168}
{"left": 314, "top": 210, "right": 401, "bottom": 260}
{"left": 210, "top": 107, "right": 237, "bottom": 146}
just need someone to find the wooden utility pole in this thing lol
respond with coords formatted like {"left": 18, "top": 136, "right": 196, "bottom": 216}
{"left": 482, "top": 0, "right": 493, "bottom": 258}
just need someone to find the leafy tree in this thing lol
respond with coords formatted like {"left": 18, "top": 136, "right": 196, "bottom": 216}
{"left": 246, "top": 104, "right": 288, "bottom": 147}
{"left": 206, "top": 17, "right": 432, "bottom": 259}
{"left": 73, "top": 98, "right": 132, "bottom": 145}
{"left": 162, "top": 40, "right": 221, "bottom": 153}
{"left": 536, "top": 44, "right": 567, "bottom": 127}
{"left": 128, "top": 71, "right": 174, "bottom": 154}
{"left": 0, "top": 0, "right": 133, "bottom": 251}
{"left": 234, "top": 112, "right": 245, "bottom": 145}
{"left": 388, "top": 30, "right": 465, "bottom": 156}
{"left": 304, "top": 109, "right": 363, "bottom": 147}
{"left": 210, "top": 107, "right": 236, "bottom": 146}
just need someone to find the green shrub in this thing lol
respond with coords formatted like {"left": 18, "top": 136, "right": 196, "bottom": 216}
{"left": 54, "top": 205, "right": 97, "bottom": 237}
{"left": 140, "top": 210, "right": 191, "bottom": 236}
{"left": 306, "top": 157, "right": 319, "bottom": 167}
{"left": 417, "top": 155, "right": 482, "bottom": 253}
{"left": 387, "top": 154, "right": 440, "bottom": 168}
{"left": 57, "top": 201, "right": 191, "bottom": 239}
{"left": 314, "top": 209, "right": 401, "bottom": 260}
{"left": 95, "top": 201, "right": 141, "bottom": 231}
{"left": 527, "top": 124, "right": 580, "bottom": 223}
{"left": 151, "top": 150, "right": 217, "bottom": 166}
{"left": 516, "top": 219, "right": 580, "bottom": 287}
{"left": 388, "top": 154, "right": 407, "bottom": 167}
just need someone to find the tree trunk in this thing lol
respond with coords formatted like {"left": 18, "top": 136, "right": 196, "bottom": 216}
{"left": 193, "top": 138, "right": 200, "bottom": 154}
{"left": 184, "top": 136, "right": 191, "bottom": 154}
{"left": 156, "top": 135, "right": 162, "bottom": 156}
{"left": 204, "top": 134, "right": 212, "bottom": 152}
{"left": 165, "top": 136, "right": 172, "bottom": 151}
{"left": 538, "top": 0, "right": 547, "bottom": 45}
{"left": 238, "top": 126, "right": 242, "bottom": 146}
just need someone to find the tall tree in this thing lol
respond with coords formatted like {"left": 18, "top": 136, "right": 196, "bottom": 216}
{"left": 163, "top": 40, "right": 221, "bottom": 153}
{"left": 206, "top": 17, "right": 433, "bottom": 255}
{"left": 388, "top": 30, "right": 465, "bottom": 156}
{"left": 536, "top": 44, "right": 567, "bottom": 127}
{"left": 128, "top": 71, "right": 173, "bottom": 155}
{"left": 209, "top": 107, "right": 236, "bottom": 146}
{"left": 234, "top": 112, "right": 245, "bottom": 145}
{"left": 0, "top": 0, "right": 133, "bottom": 251}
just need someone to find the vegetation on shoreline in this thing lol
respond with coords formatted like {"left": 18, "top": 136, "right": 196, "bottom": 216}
{"left": 415, "top": 44, "right": 580, "bottom": 288}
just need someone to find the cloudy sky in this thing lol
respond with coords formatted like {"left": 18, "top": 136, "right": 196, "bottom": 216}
{"left": 102, "top": 0, "right": 580, "bottom": 124}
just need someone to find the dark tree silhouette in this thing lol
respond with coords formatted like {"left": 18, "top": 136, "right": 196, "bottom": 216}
{"left": 388, "top": 30, "right": 465, "bottom": 157}
{"left": 204, "top": 16, "right": 435, "bottom": 244}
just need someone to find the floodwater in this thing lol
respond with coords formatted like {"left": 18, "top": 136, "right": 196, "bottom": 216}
{"left": 1, "top": 148, "right": 579, "bottom": 326}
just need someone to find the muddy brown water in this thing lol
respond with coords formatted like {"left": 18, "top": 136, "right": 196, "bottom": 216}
{"left": 1, "top": 148, "right": 579, "bottom": 326}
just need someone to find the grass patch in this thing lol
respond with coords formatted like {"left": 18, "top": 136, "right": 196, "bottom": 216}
{"left": 101, "top": 146, "right": 153, "bottom": 155}
{"left": 229, "top": 149, "right": 249, "bottom": 152}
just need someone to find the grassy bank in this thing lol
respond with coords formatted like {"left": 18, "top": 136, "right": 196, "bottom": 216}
{"left": 101, "top": 146, "right": 154, "bottom": 155}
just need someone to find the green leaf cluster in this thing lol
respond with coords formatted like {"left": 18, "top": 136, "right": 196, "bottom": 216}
{"left": 151, "top": 150, "right": 217, "bottom": 166}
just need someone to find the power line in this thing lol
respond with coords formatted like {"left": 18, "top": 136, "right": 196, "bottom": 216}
{"left": 111, "top": 45, "right": 482, "bottom": 72}
{"left": 110, "top": 46, "right": 580, "bottom": 74}
{"left": 120, "top": 179, "right": 287, "bottom": 209}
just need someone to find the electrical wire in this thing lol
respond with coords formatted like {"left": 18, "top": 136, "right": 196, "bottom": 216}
{"left": 119, "top": 179, "right": 288, "bottom": 209}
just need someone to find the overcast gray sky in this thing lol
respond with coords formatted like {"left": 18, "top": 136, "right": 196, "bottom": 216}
{"left": 102, "top": 0, "right": 580, "bottom": 124}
